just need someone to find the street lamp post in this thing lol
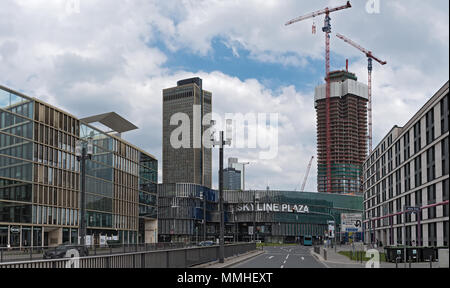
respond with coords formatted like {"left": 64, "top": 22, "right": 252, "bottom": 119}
{"left": 308, "top": 210, "right": 337, "bottom": 253}
{"left": 76, "top": 138, "right": 94, "bottom": 250}
{"left": 211, "top": 120, "right": 232, "bottom": 264}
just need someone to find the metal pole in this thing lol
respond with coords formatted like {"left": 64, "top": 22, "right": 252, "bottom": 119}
{"left": 203, "top": 190, "right": 207, "bottom": 242}
{"left": 418, "top": 210, "right": 422, "bottom": 247}
{"left": 253, "top": 192, "right": 256, "bottom": 243}
{"left": 219, "top": 131, "right": 225, "bottom": 263}
{"left": 80, "top": 147, "right": 86, "bottom": 249}
{"left": 403, "top": 209, "right": 407, "bottom": 268}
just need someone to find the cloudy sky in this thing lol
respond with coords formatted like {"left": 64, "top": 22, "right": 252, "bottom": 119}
{"left": 0, "top": 0, "right": 448, "bottom": 191}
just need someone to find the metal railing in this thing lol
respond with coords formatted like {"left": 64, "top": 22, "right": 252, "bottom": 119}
{"left": 0, "top": 242, "right": 188, "bottom": 264}
{"left": 0, "top": 242, "right": 256, "bottom": 268}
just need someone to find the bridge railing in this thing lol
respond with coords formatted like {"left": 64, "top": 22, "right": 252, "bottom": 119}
{"left": 0, "top": 242, "right": 188, "bottom": 264}
{"left": 0, "top": 242, "right": 256, "bottom": 268}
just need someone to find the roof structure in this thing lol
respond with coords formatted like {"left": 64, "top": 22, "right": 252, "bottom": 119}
{"left": 80, "top": 112, "right": 138, "bottom": 133}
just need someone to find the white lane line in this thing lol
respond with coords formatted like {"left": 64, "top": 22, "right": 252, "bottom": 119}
{"left": 301, "top": 257, "right": 305, "bottom": 261}
{"left": 281, "top": 265, "right": 284, "bottom": 269}
{"left": 268, "top": 256, "right": 274, "bottom": 259}
{"left": 283, "top": 260, "right": 287, "bottom": 264}
{"left": 286, "top": 255, "right": 289, "bottom": 260}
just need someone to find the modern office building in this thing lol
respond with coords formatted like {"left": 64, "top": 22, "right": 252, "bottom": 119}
{"left": 162, "top": 78, "right": 212, "bottom": 188}
{"left": 223, "top": 168, "right": 241, "bottom": 191}
{"left": 157, "top": 183, "right": 218, "bottom": 243}
{"left": 0, "top": 85, "right": 158, "bottom": 248}
{"left": 315, "top": 70, "right": 369, "bottom": 194}
{"left": 363, "top": 81, "right": 449, "bottom": 247}
{"left": 157, "top": 183, "right": 363, "bottom": 244}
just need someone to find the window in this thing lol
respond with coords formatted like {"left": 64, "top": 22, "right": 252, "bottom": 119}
{"left": 444, "top": 178, "right": 449, "bottom": 217}
{"left": 428, "top": 222, "right": 437, "bottom": 247}
{"left": 414, "top": 156, "right": 422, "bottom": 188}
{"left": 395, "top": 170, "right": 401, "bottom": 195}
{"left": 414, "top": 121, "right": 421, "bottom": 154}
{"left": 441, "top": 94, "right": 449, "bottom": 135}
{"left": 444, "top": 221, "right": 449, "bottom": 248}
{"left": 388, "top": 148, "right": 393, "bottom": 173}
{"left": 426, "top": 146, "right": 435, "bottom": 182}
{"left": 404, "top": 163, "right": 411, "bottom": 192}
{"left": 427, "top": 184, "right": 436, "bottom": 220}
{"left": 442, "top": 137, "right": 449, "bottom": 176}
{"left": 425, "top": 109, "right": 435, "bottom": 145}
{"left": 388, "top": 175, "right": 394, "bottom": 198}
{"left": 403, "top": 131, "right": 411, "bottom": 161}
{"left": 395, "top": 141, "right": 401, "bottom": 167}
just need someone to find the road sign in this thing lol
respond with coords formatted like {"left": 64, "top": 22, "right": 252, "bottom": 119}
{"left": 405, "top": 206, "right": 420, "bottom": 213}
{"left": 10, "top": 227, "right": 20, "bottom": 234}
{"left": 341, "top": 213, "right": 363, "bottom": 232}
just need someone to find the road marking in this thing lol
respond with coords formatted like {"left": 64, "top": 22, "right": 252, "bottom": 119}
{"left": 281, "top": 265, "right": 284, "bottom": 269}
{"left": 283, "top": 260, "right": 286, "bottom": 264}
{"left": 268, "top": 256, "right": 274, "bottom": 259}
{"left": 286, "top": 255, "right": 289, "bottom": 260}
{"left": 301, "top": 257, "right": 305, "bottom": 261}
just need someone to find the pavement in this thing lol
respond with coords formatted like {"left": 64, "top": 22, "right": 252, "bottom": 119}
{"left": 229, "top": 245, "right": 326, "bottom": 268}
{"left": 310, "top": 245, "right": 442, "bottom": 268}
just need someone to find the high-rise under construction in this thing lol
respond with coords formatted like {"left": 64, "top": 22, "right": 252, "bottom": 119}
{"left": 315, "top": 70, "right": 368, "bottom": 194}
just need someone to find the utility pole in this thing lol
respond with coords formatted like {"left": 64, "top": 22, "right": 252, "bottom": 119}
{"left": 76, "top": 137, "right": 93, "bottom": 252}
{"left": 212, "top": 120, "right": 232, "bottom": 264}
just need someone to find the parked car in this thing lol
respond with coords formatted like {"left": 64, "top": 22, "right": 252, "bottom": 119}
{"left": 43, "top": 244, "right": 89, "bottom": 259}
{"left": 198, "top": 241, "right": 215, "bottom": 247}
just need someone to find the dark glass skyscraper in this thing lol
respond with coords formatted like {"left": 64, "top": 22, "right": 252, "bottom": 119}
{"left": 162, "top": 78, "right": 212, "bottom": 188}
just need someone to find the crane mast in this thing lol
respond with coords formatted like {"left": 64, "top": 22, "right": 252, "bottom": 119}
{"left": 300, "top": 156, "right": 315, "bottom": 192}
{"left": 336, "top": 33, "right": 387, "bottom": 154}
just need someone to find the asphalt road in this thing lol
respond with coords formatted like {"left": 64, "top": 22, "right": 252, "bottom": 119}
{"left": 231, "top": 245, "right": 326, "bottom": 268}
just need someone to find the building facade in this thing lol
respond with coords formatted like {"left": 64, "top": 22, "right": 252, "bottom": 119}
{"left": 162, "top": 78, "right": 212, "bottom": 188}
{"left": 0, "top": 85, "right": 158, "bottom": 248}
{"left": 363, "top": 81, "right": 449, "bottom": 247}
{"left": 157, "top": 183, "right": 363, "bottom": 244}
{"left": 223, "top": 168, "right": 241, "bottom": 191}
{"left": 315, "top": 71, "right": 368, "bottom": 194}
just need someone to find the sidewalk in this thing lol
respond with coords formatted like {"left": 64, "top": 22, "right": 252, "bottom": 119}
{"left": 191, "top": 249, "right": 265, "bottom": 268}
{"left": 310, "top": 245, "right": 441, "bottom": 268}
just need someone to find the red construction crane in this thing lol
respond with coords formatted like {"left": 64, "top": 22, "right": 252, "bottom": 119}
{"left": 336, "top": 33, "right": 387, "bottom": 153}
{"left": 286, "top": 1, "right": 352, "bottom": 193}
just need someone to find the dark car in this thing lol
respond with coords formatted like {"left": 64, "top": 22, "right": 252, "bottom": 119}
{"left": 198, "top": 241, "right": 215, "bottom": 247}
{"left": 43, "top": 245, "right": 89, "bottom": 259}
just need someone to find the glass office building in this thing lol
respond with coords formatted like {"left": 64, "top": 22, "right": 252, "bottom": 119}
{"left": 0, "top": 85, "right": 158, "bottom": 248}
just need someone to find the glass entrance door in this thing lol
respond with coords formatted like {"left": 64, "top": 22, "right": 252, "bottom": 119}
{"left": 0, "top": 227, "right": 8, "bottom": 247}
{"left": 10, "top": 232, "right": 20, "bottom": 247}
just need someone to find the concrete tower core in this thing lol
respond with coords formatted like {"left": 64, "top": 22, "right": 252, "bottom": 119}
{"left": 315, "top": 70, "right": 369, "bottom": 194}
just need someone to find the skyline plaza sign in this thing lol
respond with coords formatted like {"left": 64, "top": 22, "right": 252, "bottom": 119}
{"left": 236, "top": 203, "right": 310, "bottom": 214}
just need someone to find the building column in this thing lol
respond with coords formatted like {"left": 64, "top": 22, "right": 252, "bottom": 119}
{"left": 437, "top": 221, "right": 444, "bottom": 247}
